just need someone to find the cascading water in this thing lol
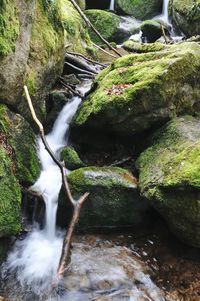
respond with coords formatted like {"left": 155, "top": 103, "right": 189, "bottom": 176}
{"left": 0, "top": 82, "right": 91, "bottom": 298}
{"left": 162, "top": 0, "right": 169, "bottom": 23}
{"left": 109, "top": 0, "right": 115, "bottom": 11}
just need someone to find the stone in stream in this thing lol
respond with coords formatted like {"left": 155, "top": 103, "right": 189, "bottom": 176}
{"left": 137, "top": 116, "right": 200, "bottom": 247}
{"left": 141, "top": 20, "right": 163, "bottom": 42}
{"left": 60, "top": 146, "right": 85, "bottom": 170}
{"left": 115, "top": 0, "right": 163, "bottom": 20}
{"left": 73, "top": 42, "right": 200, "bottom": 136}
{"left": 169, "top": 0, "right": 200, "bottom": 37}
{"left": 58, "top": 167, "right": 149, "bottom": 228}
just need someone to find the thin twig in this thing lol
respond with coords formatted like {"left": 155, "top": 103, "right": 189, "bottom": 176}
{"left": 69, "top": 0, "right": 122, "bottom": 57}
{"left": 92, "top": 42, "right": 118, "bottom": 58}
{"left": 161, "top": 25, "right": 168, "bottom": 44}
{"left": 59, "top": 78, "right": 83, "bottom": 98}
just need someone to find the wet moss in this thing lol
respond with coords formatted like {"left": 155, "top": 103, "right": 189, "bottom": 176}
{"left": 122, "top": 41, "right": 165, "bottom": 53}
{"left": 0, "top": 0, "right": 19, "bottom": 57}
{"left": 0, "top": 146, "right": 21, "bottom": 237}
{"left": 61, "top": 146, "right": 85, "bottom": 170}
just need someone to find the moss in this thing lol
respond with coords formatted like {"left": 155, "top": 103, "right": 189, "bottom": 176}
{"left": 58, "top": 166, "right": 148, "bottom": 227}
{"left": 74, "top": 42, "right": 200, "bottom": 135}
{"left": 0, "top": 146, "right": 21, "bottom": 237}
{"left": 85, "top": 9, "right": 120, "bottom": 44}
{"left": 122, "top": 41, "right": 166, "bottom": 53}
{"left": 137, "top": 116, "right": 200, "bottom": 247}
{"left": 141, "top": 20, "right": 162, "bottom": 42}
{"left": 61, "top": 146, "right": 85, "bottom": 170}
{"left": 172, "top": 0, "right": 200, "bottom": 36}
{"left": 0, "top": 0, "right": 19, "bottom": 57}
{"left": 115, "top": 0, "right": 163, "bottom": 20}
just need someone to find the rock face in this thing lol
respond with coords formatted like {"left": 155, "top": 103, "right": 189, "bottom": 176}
{"left": 0, "top": 0, "right": 93, "bottom": 124}
{"left": 170, "top": 0, "right": 200, "bottom": 37}
{"left": 0, "top": 104, "right": 40, "bottom": 237}
{"left": 115, "top": 0, "right": 163, "bottom": 20}
{"left": 85, "top": 9, "right": 120, "bottom": 44}
{"left": 137, "top": 116, "right": 200, "bottom": 247}
{"left": 73, "top": 42, "right": 200, "bottom": 136}
{"left": 58, "top": 167, "right": 148, "bottom": 227}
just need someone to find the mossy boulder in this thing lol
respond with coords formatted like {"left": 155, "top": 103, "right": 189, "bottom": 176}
{"left": 0, "top": 0, "right": 93, "bottom": 124}
{"left": 141, "top": 20, "right": 162, "bottom": 42}
{"left": 58, "top": 167, "right": 148, "bottom": 227}
{"left": 115, "top": 0, "right": 163, "bottom": 20}
{"left": 85, "top": 9, "right": 120, "bottom": 44}
{"left": 0, "top": 104, "right": 40, "bottom": 185}
{"left": 73, "top": 42, "right": 200, "bottom": 136}
{"left": 122, "top": 41, "right": 165, "bottom": 52}
{"left": 170, "top": 0, "right": 200, "bottom": 37}
{"left": 61, "top": 146, "right": 85, "bottom": 170}
{"left": 137, "top": 116, "right": 200, "bottom": 247}
{"left": 0, "top": 145, "right": 21, "bottom": 237}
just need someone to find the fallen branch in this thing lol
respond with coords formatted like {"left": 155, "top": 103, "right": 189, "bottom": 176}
{"left": 59, "top": 77, "right": 83, "bottom": 98}
{"left": 66, "top": 50, "right": 107, "bottom": 67}
{"left": 65, "top": 53, "right": 98, "bottom": 74}
{"left": 92, "top": 42, "right": 118, "bottom": 58}
{"left": 69, "top": 0, "right": 122, "bottom": 57}
{"left": 161, "top": 25, "right": 168, "bottom": 44}
{"left": 109, "top": 156, "right": 132, "bottom": 167}
{"left": 65, "top": 61, "right": 95, "bottom": 76}
{"left": 24, "top": 85, "right": 89, "bottom": 280}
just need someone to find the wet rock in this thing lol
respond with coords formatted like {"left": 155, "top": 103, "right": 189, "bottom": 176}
{"left": 115, "top": 0, "right": 163, "bottom": 20}
{"left": 60, "top": 236, "right": 165, "bottom": 301}
{"left": 169, "top": 0, "right": 200, "bottom": 37}
{"left": 122, "top": 41, "right": 165, "bottom": 52}
{"left": 58, "top": 167, "right": 149, "bottom": 227}
{"left": 73, "top": 42, "right": 200, "bottom": 136}
{"left": 137, "top": 116, "right": 200, "bottom": 247}
{"left": 0, "top": 0, "right": 93, "bottom": 125}
{"left": 85, "top": 10, "right": 121, "bottom": 44}
{"left": 141, "top": 20, "right": 162, "bottom": 42}
{"left": 60, "top": 146, "right": 85, "bottom": 170}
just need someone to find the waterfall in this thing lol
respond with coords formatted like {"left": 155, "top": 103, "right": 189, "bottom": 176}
{"left": 109, "top": 0, "right": 115, "bottom": 11}
{"left": 162, "top": 0, "right": 169, "bottom": 22}
{"left": 1, "top": 81, "right": 92, "bottom": 295}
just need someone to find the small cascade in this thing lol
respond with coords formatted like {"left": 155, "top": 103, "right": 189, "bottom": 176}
{"left": 0, "top": 81, "right": 92, "bottom": 298}
{"left": 109, "top": 0, "right": 115, "bottom": 11}
{"left": 162, "top": 0, "right": 169, "bottom": 23}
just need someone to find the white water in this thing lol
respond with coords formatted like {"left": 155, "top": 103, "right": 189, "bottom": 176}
{"left": 109, "top": 0, "right": 115, "bottom": 11}
{"left": 162, "top": 0, "right": 169, "bottom": 23}
{"left": 1, "top": 82, "right": 91, "bottom": 296}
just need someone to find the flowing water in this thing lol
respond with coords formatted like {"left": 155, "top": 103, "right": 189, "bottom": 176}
{"left": 109, "top": 0, "right": 115, "bottom": 11}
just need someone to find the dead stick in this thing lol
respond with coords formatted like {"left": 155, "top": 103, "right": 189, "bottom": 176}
{"left": 59, "top": 78, "right": 83, "bottom": 98}
{"left": 92, "top": 42, "right": 118, "bottom": 58}
{"left": 65, "top": 61, "right": 95, "bottom": 76}
{"left": 69, "top": 0, "right": 122, "bottom": 57}
{"left": 161, "top": 25, "right": 168, "bottom": 44}
{"left": 57, "top": 192, "right": 89, "bottom": 277}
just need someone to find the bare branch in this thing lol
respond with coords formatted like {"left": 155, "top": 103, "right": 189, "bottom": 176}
{"left": 69, "top": 0, "right": 122, "bottom": 57}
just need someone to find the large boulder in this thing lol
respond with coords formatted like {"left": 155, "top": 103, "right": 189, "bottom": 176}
{"left": 115, "top": 0, "right": 163, "bottom": 20}
{"left": 137, "top": 116, "right": 200, "bottom": 247}
{"left": 85, "top": 10, "right": 121, "bottom": 44}
{"left": 169, "top": 0, "right": 200, "bottom": 37}
{"left": 58, "top": 167, "right": 149, "bottom": 227}
{"left": 0, "top": 0, "right": 93, "bottom": 124}
{"left": 74, "top": 43, "right": 200, "bottom": 135}
{"left": 73, "top": 42, "right": 200, "bottom": 136}
{"left": 141, "top": 20, "right": 162, "bottom": 42}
